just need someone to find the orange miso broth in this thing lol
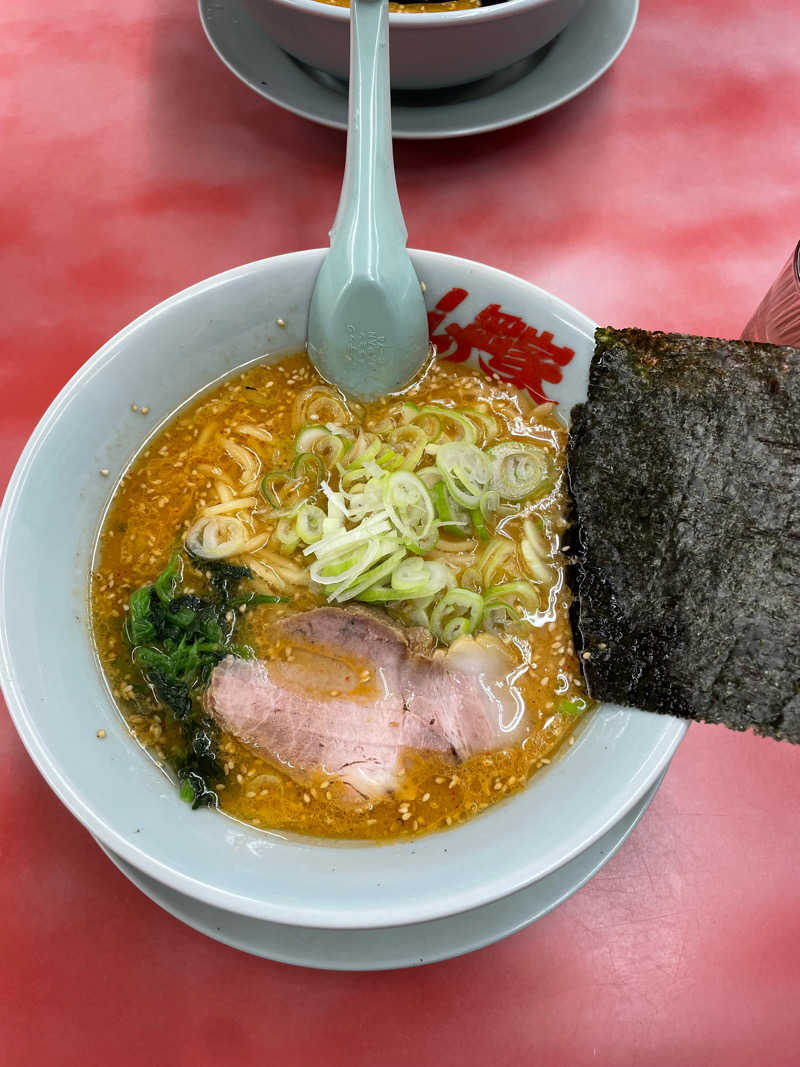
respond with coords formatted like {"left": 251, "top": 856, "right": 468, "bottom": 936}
{"left": 91, "top": 353, "right": 593, "bottom": 841}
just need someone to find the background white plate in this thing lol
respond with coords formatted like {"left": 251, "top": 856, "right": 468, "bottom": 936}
{"left": 199, "top": 0, "right": 638, "bottom": 138}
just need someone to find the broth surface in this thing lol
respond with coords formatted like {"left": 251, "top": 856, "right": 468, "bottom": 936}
{"left": 92, "top": 354, "right": 591, "bottom": 840}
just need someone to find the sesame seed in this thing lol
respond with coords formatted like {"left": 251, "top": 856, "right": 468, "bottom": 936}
{"left": 276, "top": 318, "right": 287, "bottom": 327}
{"left": 421, "top": 792, "right": 430, "bottom": 803}
{"left": 236, "top": 773, "right": 244, "bottom": 785}
{"left": 303, "top": 793, "right": 311, "bottom": 804}
{"left": 141, "top": 406, "right": 149, "bottom": 415}
{"left": 96, "top": 729, "right": 106, "bottom": 739}
{"left": 131, "top": 403, "right": 138, "bottom": 412}
{"left": 100, "top": 468, "right": 109, "bottom": 477}
{"left": 401, "top": 812, "right": 412, "bottom": 821}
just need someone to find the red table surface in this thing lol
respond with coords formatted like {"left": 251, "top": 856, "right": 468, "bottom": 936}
{"left": 2, "top": 0, "right": 799, "bottom": 1063}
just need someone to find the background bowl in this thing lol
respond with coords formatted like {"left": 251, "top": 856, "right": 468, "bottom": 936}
{"left": 0, "top": 248, "right": 686, "bottom": 930}
{"left": 242, "top": 0, "right": 588, "bottom": 90}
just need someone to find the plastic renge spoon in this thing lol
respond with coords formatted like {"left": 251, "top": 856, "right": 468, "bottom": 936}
{"left": 306, "top": 0, "right": 430, "bottom": 402}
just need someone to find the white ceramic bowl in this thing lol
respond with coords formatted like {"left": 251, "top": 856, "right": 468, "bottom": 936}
{"left": 0, "top": 249, "right": 686, "bottom": 929}
{"left": 242, "top": 0, "right": 588, "bottom": 90}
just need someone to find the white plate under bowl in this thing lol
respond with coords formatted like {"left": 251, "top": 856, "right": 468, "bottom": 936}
{"left": 0, "top": 248, "right": 686, "bottom": 932}
{"left": 95, "top": 775, "right": 663, "bottom": 969}
{"left": 199, "top": 0, "right": 638, "bottom": 138}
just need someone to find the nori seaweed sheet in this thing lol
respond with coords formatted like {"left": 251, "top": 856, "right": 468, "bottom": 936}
{"left": 566, "top": 327, "right": 800, "bottom": 743}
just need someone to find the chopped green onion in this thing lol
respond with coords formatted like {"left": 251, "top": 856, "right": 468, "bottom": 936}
{"left": 275, "top": 515, "right": 300, "bottom": 555}
{"left": 295, "top": 427, "right": 352, "bottom": 467}
{"left": 260, "top": 469, "right": 292, "bottom": 509}
{"left": 399, "top": 403, "right": 441, "bottom": 441}
{"left": 479, "top": 489, "right": 500, "bottom": 518}
{"left": 556, "top": 697, "right": 588, "bottom": 716}
{"left": 391, "top": 558, "right": 452, "bottom": 597}
{"left": 384, "top": 470, "right": 435, "bottom": 544}
{"left": 295, "top": 503, "right": 326, "bottom": 545}
{"left": 410, "top": 523, "right": 441, "bottom": 554}
{"left": 488, "top": 441, "right": 551, "bottom": 501}
{"left": 291, "top": 451, "right": 325, "bottom": 484}
{"left": 521, "top": 516, "right": 553, "bottom": 584}
{"left": 486, "top": 580, "right": 541, "bottom": 615}
{"left": 435, "top": 442, "right": 492, "bottom": 508}
{"left": 332, "top": 545, "right": 406, "bottom": 602}
{"left": 417, "top": 466, "right": 443, "bottom": 490}
{"left": 386, "top": 424, "right": 427, "bottom": 471}
{"left": 415, "top": 406, "right": 478, "bottom": 444}
{"left": 376, "top": 446, "right": 404, "bottom": 471}
{"left": 179, "top": 779, "right": 196, "bottom": 804}
{"left": 431, "top": 588, "right": 484, "bottom": 643}
{"left": 295, "top": 387, "right": 352, "bottom": 428}
{"left": 310, "top": 539, "right": 384, "bottom": 587}
{"left": 344, "top": 438, "right": 381, "bottom": 472}
{"left": 295, "top": 425, "right": 330, "bottom": 452}
{"left": 397, "top": 401, "right": 421, "bottom": 424}
{"left": 479, "top": 537, "right": 516, "bottom": 586}
{"left": 470, "top": 506, "right": 490, "bottom": 541}
{"left": 429, "top": 480, "right": 470, "bottom": 532}
{"left": 463, "top": 408, "right": 498, "bottom": 444}
{"left": 303, "top": 511, "right": 392, "bottom": 559}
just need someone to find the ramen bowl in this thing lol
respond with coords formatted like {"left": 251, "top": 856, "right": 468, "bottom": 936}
{"left": 0, "top": 249, "right": 685, "bottom": 930}
{"left": 241, "top": 0, "right": 588, "bottom": 90}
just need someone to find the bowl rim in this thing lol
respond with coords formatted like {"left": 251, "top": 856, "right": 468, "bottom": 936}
{"left": 0, "top": 248, "right": 688, "bottom": 929}
{"left": 262, "top": 0, "right": 568, "bottom": 28}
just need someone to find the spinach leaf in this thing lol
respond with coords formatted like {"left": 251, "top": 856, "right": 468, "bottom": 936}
{"left": 122, "top": 548, "right": 284, "bottom": 809}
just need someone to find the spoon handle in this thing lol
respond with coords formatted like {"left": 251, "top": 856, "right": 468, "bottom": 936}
{"left": 330, "top": 0, "right": 406, "bottom": 256}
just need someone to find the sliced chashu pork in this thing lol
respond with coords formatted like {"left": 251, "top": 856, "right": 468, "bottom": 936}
{"left": 206, "top": 606, "right": 526, "bottom": 801}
